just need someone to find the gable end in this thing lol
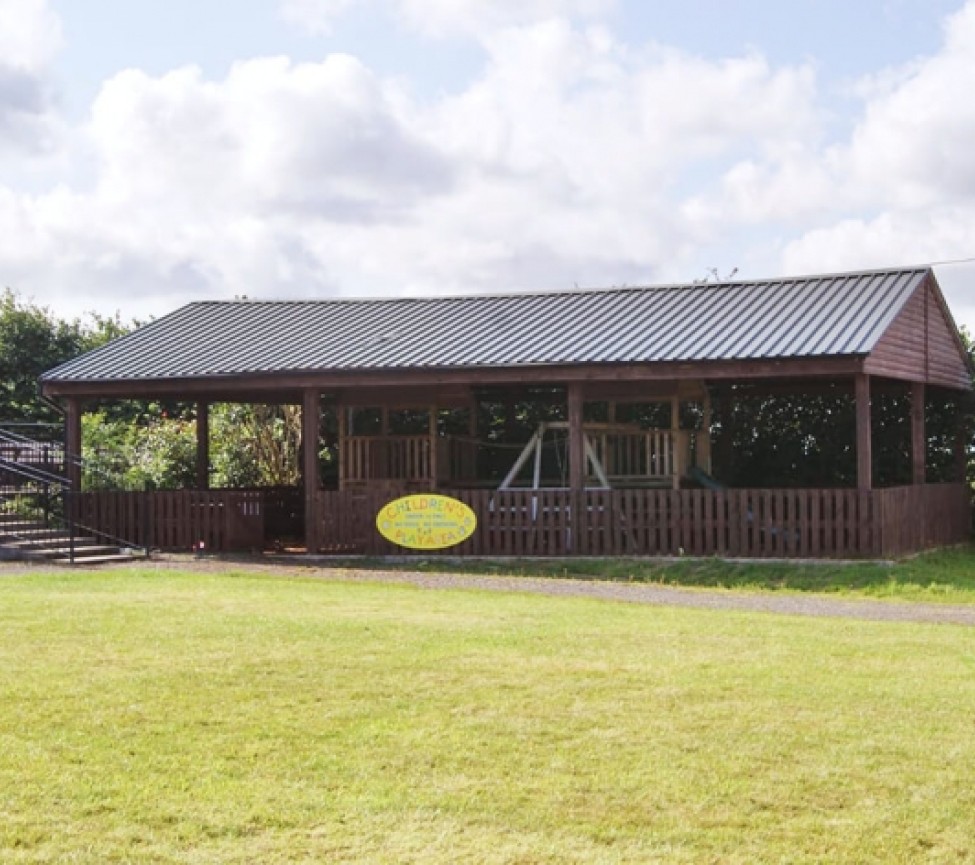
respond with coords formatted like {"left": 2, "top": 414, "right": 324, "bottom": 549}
{"left": 865, "top": 275, "right": 972, "bottom": 389}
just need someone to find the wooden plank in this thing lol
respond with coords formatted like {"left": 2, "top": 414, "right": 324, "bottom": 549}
{"left": 127, "top": 492, "right": 137, "bottom": 547}
{"left": 784, "top": 491, "right": 795, "bottom": 556}
{"left": 855, "top": 373, "right": 872, "bottom": 491}
{"left": 196, "top": 401, "right": 210, "bottom": 490}
{"left": 514, "top": 491, "right": 527, "bottom": 556}
{"left": 711, "top": 489, "right": 722, "bottom": 555}
{"left": 911, "top": 381, "right": 926, "bottom": 485}
{"left": 858, "top": 490, "right": 871, "bottom": 557}
{"left": 693, "top": 489, "right": 705, "bottom": 555}
{"left": 810, "top": 490, "right": 821, "bottom": 557}
{"left": 303, "top": 389, "right": 321, "bottom": 553}
{"left": 735, "top": 490, "right": 749, "bottom": 557}
{"left": 531, "top": 490, "right": 545, "bottom": 556}
{"left": 839, "top": 490, "right": 853, "bottom": 557}
{"left": 647, "top": 490, "right": 659, "bottom": 554}
{"left": 678, "top": 489, "right": 691, "bottom": 554}
{"left": 763, "top": 490, "right": 775, "bottom": 558}
{"left": 43, "top": 356, "right": 868, "bottom": 401}
{"left": 568, "top": 385, "right": 585, "bottom": 495}
{"left": 724, "top": 490, "right": 737, "bottom": 557}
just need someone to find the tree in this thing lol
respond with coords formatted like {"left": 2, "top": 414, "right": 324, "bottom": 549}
{"left": 0, "top": 289, "right": 129, "bottom": 425}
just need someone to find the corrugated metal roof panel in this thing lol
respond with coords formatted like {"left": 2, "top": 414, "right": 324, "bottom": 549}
{"left": 41, "top": 266, "right": 933, "bottom": 382}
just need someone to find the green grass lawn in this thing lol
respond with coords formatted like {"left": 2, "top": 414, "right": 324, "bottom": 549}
{"left": 2, "top": 567, "right": 974, "bottom": 863}
{"left": 356, "top": 543, "right": 975, "bottom": 605}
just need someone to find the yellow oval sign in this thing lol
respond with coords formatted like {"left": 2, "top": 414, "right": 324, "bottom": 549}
{"left": 376, "top": 494, "right": 477, "bottom": 550}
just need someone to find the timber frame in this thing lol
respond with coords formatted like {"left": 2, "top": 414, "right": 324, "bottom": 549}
{"left": 40, "top": 267, "right": 973, "bottom": 558}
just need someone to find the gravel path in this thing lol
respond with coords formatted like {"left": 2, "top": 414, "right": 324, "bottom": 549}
{"left": 14, "top": 552, "right": 968, "bottom": 628}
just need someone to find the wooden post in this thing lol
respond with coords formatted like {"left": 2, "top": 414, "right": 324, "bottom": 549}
{"left": 714, "top": 386, "right": 732, "bottom": 477}
{"left": 303, "top": 389, "right": 321, "bottom": 554}
{"left": 196, "top": 401, "right": 210, "bottom": 490}
{"left": 337, "top": 404, "right": 347, "bottom": 492}
{"left": 504, "top": 398, "right": 518, "bottom": 442}
{"left": 429, "top": 405, "right": 439, "bottom": 489}
{"left": 700, "top": 389, "right": 713, "bottom": 474}
{"left": 567, "top": 384, "right": 585, "bottom": 492}
{"left": 855, "top": 373, "right": 872, "bottom": 491}
{"left": 670, "top": 395, "right": 680, "bottom": 490}
{"left": 64, "top": 396, "right": 82, "bottom": 490}
{"left": 956, "top": 418, "right": 969, "bottom": 483}
{"left": 567, "top": 383, "right": 585, "bottom": 555}
{"left": 911, "top": 381, "right": 926, "bottom": 485}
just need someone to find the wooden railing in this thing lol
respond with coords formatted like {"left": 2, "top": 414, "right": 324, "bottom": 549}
{"left": 587, "top": 429, "right": 684, "bottom": 482}
{"left": 874, "top": 483, "right": 971, "bottom": 558}
{"left": 342, "top": 435, "right": 481, "bottom": 487}
{"left": 316, "top": 484, "right": 971, "bottom": 559}
{"left": 73, "top": 490, "right": 266, "bottom": 552}
{"left": 341, "top": 429, "right": 699, "bottom": 489}
{"left": 72, "top": 483, "right": 971, "bottom": 559}
{"left": 343, "top": 436, "right": 432, "bottom": 486}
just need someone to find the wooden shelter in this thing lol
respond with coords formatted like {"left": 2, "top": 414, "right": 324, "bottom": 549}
{"left": 40, "top": 266, "right": 972, "bottom": 558}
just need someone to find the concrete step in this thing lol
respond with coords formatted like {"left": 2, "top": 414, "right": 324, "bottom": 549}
{"left": 7, "top": 534, "right": 99, "bottom": 551}
{"left": 63, "top": 553, "right": 139, "bottom": 566}
{"left": 0, "top": 513, "right": 142, "bottom": 566}
{"left": 0, "top": 527, "right": 68, "bottom": 540}
{"left": 31, "top": 544, "right": 121, "bottom": 558}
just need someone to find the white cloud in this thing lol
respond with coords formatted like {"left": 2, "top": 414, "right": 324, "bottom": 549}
{"left": 0, "top": 0, "right": 62, "bottom": 152}
{"left": 0, "top": 0, "right": 974, "bottom": 336}
{"left": 674, "top": 0, "right": 975, "bottom": 314}
{"left": 0, "top": 0, "right": 62, "bottom": 71}
{"left": 0, "top": 14, "right": 824, "bottom": 318}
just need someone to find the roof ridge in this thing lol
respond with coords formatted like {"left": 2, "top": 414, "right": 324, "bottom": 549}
{"left": 187, "top": 264, "right": 933, "bottom": 307}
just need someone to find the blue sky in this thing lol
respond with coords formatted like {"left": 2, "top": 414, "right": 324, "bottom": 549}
{"left": 1, "top": 0, "right": 974, "bottom": 330}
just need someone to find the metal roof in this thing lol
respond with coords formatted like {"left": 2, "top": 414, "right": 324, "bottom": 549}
{"left": 42, "top": 267, "right": 931, "bottom": 382}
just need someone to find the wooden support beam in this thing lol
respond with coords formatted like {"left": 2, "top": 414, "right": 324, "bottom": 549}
{"left": 567, "top": 384, "right": 585, "bottom": 493}
{"left": 429, "top": 405, "right": 439, "bottom": 489}
{"left": 713, "top": 387, "right": 731, "bottom": 476}
{"left": 40, "top": 355, "right": 872, "bottom": 402}
{"left": 956, "top": 418, "right": 969, "bottom": 483}
{"left": 337, "top": 405, "right": 347, "bottom": 492}
{"left": 196, "top": 401, "right": 210, "bottom": 490}
{"left": 670, "top": 396, "right": 680, "bottom": 490}
{"left": 911, "top": 381, "right": 926, "bottom": 485}
{"left": 700, "top": 390, "right": 713, "bottom": 474}
{"left": 855, "top": 373, "right": 872, "bottom": 491}
{"left": 64, "top": 396, "right": 82, "bottom": 490}
{"left": 504, "top": 399, "right": 518, "bottom": 442}
{"left": 303, "top": 389, "right": 321, "bottom": 554}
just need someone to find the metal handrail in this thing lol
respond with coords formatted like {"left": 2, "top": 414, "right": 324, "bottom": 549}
{"left": 0, "top": 427, "right": 141, "bottom": 492}
{"left": 0, "top": 456, "right": 149, "bottom": 561}
{"left": 0, "top": 456, "right": 66, "bottom": 487}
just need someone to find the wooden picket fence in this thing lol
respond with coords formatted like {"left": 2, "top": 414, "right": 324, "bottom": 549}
{"left": 73, "top": 489, "right": 266, "bottom": 552}
{"left": 873, "top": 483, "right": 971, "bottom": 557}
{"left": 316, "top": 483, "right": 971, "bottom": 559}
{"left": 74, "top": 482, "right": 970, "bottom": 558}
